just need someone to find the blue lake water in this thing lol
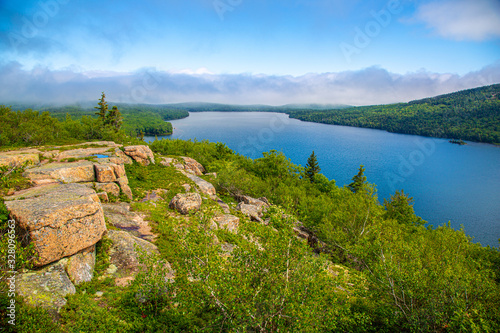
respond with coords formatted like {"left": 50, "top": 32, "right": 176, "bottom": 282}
{"left": 145, "top": 112, "right": 500, "bottom": 247}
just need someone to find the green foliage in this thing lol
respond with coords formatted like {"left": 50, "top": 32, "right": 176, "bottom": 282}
{"left": 288, "top": 83, "right": 500, "bottom": 144}
{"left": 0, "top": 295, "right": 62, "bottom": 333}
{"left": 132, "top": 206, "right": 376, "bottom": 332}
{"left": 2, "top": 137, "right": 498, "bottom": 332}
{"left": 0, "top": 105, "right": 134, "bottom": 147}
{"left": 383, "top": 190, "right": 425, "bottom": 226}
{"left": 60, "top": 292, "right": 134, "bottom": 332}
{"left": 358, "top": 220, "right": 500, "bottom": 332}
{"left": 305, "top": 150, "right": 321, "bottom": 182}
{"left": 106, "top": 105, "right": 123, "bottom": 130}
{"left": 0, "top": 163, "right": 32, "bottom": 196}
{"left": 125, "top": 160, "right": 189, "bottom": 201}
{"left": 94, "top": 92, "right": 108, "bottom": 121}
{"left": 148, "top": 139, "right": 500, "bottom": 331}
{"left": 348, "top": 165, "right": 367, "bottom": 193}
{"left": 32, "top": 102, "right": 188, "bottom": 137}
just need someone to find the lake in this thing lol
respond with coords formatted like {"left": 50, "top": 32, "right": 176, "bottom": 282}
{"left": 145, "top": 112, "right": 500, "bottom": 247}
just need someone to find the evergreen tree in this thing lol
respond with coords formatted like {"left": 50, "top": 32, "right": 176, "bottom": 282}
{"left": 106, "top": 105, "right": 123, "bottom": 130}
{"left": 384, "top": 190, "right": 425, "bottom": 226}
{"left": 305, "top": 151, "right": 321, "bottom": 182}
{"left": 94, "top": 92, "right": 108, "bottom": 121}
{"left": 348, "top": 165, "right": 367, "bottom": 193}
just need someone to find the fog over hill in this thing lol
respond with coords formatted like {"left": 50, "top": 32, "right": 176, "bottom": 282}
{"left": 1, "top": 61, "right": 499, "bottom": 107}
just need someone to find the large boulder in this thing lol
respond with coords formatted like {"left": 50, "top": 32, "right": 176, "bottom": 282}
{"left": 113, "top": 148, "right": 133, "bottom": 164}
{"left": 169, "top": 193, "right": 202, "bottom": 215}
{"left": 94, "top": 164, "right": 117, "bottom": 183}
{"left": 5, "top": 183, "right": 106, "bottom": 266}
{"left": 161, "top": 156, "right": 205, "bottom": 176}
{"left": 106, "top": 230, "right": 171, "bottom": 286}
{"left": 17, "top": 261, "right": 76, "bottom": 311}
{"left": 185, "top": 173, "right": 216, "bottom": 196}
{"left": 64, "top": 245, "right": 96, "bottom": 285}
{"left": 123, "top": 145, "right": 155, "bottom": 166}
{"left": 235, "top": 195, "right": 269, "bottom": 210}
{"left": 210, "top": 214, "right": 240, "bottom": 233}
{"left": 23, "top": 161, "right": 95, "bottom": 184}
{"left": 181, "top": 157, "right": 205, "bottom": 176}
{"left": 95, "top": 182, "right": 121, "bottom": 197}
{"left": 237, "top": 202, "right": 264, "bottom": 222}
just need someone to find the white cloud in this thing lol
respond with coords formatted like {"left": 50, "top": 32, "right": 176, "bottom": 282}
{"left": 0, "top": 61, "right": 499, "bottom": 106}
{"left": 413, "top": 0, "right": 500, "bottom": 41}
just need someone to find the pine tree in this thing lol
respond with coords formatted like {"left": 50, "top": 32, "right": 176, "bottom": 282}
{"left": 384, "top": 190, "right": 425, "bottom": 226}
{"left": 348, "top": 165, "right": 367, "bottom": 193}
{"left": 94, "top": 92, "right": 108, "bottom": 121}
{"left": 305, "top": 151, "right": 321, "bottom": 182}
{"left": 106, "top": 105, "right": 123, "bottom": 130}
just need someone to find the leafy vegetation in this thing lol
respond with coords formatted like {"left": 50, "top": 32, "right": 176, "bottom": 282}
{"left": 0, "top": 91, "right": 499, "bottom": 331}
{"left": 7, "top": 101, "right": 189, "bottom": 138}
{"left": 146, "top": 138, "right": 500, "bottom": 331}
{"left": 287, "top": 84, "right": 500, "bottom": 144}
{"left": 0, "top": 105, "right": 135, "bottom": 147}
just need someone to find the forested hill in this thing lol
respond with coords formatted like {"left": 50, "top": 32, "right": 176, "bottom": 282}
{"left": 287, "top": 84, "right": 500, "bottom": 145}
{"left": 8, "top": 103, "right": 189, "bottom": 137}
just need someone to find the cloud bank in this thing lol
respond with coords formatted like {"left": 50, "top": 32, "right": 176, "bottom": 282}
{"left": 0, "top": 61, "right": 499, "bottom": 106}
{"left": 413, "top": 0, "right": 500, "bottom": 41}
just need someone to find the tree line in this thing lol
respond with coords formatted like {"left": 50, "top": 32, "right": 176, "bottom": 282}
{"left": 287, "top": 84, "right": 500, "bottom": 145}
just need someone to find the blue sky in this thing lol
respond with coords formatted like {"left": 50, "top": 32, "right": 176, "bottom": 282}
{"left": 0, "top": 0, "right": 499, "bottom": 105}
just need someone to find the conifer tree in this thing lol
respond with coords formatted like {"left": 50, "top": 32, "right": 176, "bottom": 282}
{"left": 305, "top": 151, "right": 321, "bottom": 182}
{"left": 94, "top": 92, "right": 108, "bottom": 121}
{"left": 106, "top": 105, "right": 123, "bottom": 130}
{"left": 348, "top": 165, "right": 367, "bottom": 193}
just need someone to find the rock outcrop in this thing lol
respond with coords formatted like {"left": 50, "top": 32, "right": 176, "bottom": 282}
{"left": 24, "top": 161, "right": 96, "bottom": 185}
{"left": 102, "top": 203, "right": 155, "bottom": 241}
{"left": 95, "top": 182, "right": 121, "bottom": 197}
{"left": 94, "top": 164, "right": 117, "bottom": 182}
{"left": 106, "top": 230, "right": 170, "bottom": 286}
{"left": 17, "top": 261, "right": 76, "bottom": 311}
{"left": 210, "top": 214, "right": 240, "bottom": 233}
{"left": 185, "top": 173, "right": 216, "bottom": 196}
{"left": 64, "top": 245, "right": 96, "bottom": 285}
{"left": 234, "top": 195, "right": 269, "bottom": 222}
{"left": 0, "top": 150, "right": 40, "bottom": 168}
{"left": 181, "top": 157, "right": 205, "bottom": 175}
{"left": 237, "top": 202, "right": 264, "bottom": 222}
{"left": 169, "top": 193, "right": 202, "bottom": 215}
{"left": 5, "top": 183, "right": 106, "bottom": 266}
{"left": 123, "top": 145, "right": 155, "bottom": 165}
{"left": 160, "top": 156, "right": 205, "bottom": 176}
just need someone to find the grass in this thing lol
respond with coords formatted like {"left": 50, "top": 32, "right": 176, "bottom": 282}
{"left": 125, "top": 161, "right": 194, "bottom": 201}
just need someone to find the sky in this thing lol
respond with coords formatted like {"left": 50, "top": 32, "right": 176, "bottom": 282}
{"left": 0, "top": 0, "right": 499, "bottom": 106}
